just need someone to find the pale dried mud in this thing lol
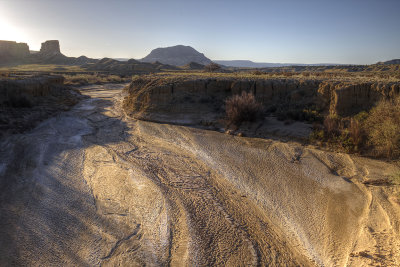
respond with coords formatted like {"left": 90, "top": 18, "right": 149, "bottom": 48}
{"left": 0, "top": 84, "right": 399, "bottom": 266}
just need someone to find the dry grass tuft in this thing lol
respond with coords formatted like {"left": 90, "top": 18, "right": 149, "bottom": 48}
{"left": 225, "top": 91, "right": 263, "bottom": 127}
{"left": 364, "top": 97, "right": 400, "bottom": 158}
{"left": 323, "top": 115, "right": 342, "bottom": 137}
{"left": 311, "top": 96, "right": 400, "bottom": 158}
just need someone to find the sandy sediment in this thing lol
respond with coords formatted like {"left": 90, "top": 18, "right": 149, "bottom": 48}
{"left": 0, "top": 83, "right": 399, "bottom": 266}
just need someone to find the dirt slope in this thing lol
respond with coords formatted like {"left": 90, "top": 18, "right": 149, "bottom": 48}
{"left": 0, "top": 83, "right": 399, "bottom": 266}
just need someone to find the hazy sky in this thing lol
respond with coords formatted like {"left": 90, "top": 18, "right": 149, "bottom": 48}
{"left": 1, "top": 0, "right": 399, "bottom": 64}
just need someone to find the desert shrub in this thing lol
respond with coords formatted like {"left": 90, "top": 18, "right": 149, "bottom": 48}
{"left": 312, "top": 98, "right": 400, "bottom": 157}
{"left": 337, "top": 130, "right": 360, "bottom": 153}
{"left": 301, "top": 109, "right": 323, "bottom": 122}
{"left": 225, "top": 91, "right": 263, "bottom": 127}
{"left": 323, "top": 115, "right": 343, "bottom": 137}
{"left": 389, "top": 171, "right": 400, "bottom": 185}
{"left": 276, "top": 107, "right": 322, "bottom": 123}
{"left": 252, "top": 70, "right": 264, "bottom": 75}
{"left": 316, "top": 114, "right": 364, "bottom": 152}
{"left": 309, "top": 128, "right": 324, "bottom": 141}
{"left": 364, "top": 97, "right": 400, "bottom": 158}
{"left": 348, "top": 118, "right": 364, "bottom": 148}
{"left": 282, "top": 72, "right": 294, "bottom": 77}
{"left": 204, "top": 63, "right": 221, "bottom": 72}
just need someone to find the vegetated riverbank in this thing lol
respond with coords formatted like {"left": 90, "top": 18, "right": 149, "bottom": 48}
{"left": 122, "top": 72, "right": 400, "bottom": 158}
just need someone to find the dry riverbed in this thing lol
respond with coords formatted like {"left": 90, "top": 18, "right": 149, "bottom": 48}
{"left": 0, "top": 83, "right": 399, "bottom": 266}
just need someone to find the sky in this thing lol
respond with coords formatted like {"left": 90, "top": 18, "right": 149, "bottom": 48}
{"left": 0, "top": 0, "right": 399, "bottom": 64}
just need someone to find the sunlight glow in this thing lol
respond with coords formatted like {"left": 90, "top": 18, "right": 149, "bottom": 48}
{"left": 0, "top": 18, "right": 27, "bottom": 43}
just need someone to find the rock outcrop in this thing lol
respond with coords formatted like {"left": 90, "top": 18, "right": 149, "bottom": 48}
{"left": 123, "top": 74, "right": 400, "bottom": 124}
{"left": 39, "top": 40, "right": 61, "bottom": 56}
{"left": 0, "top": 39, "right": 98, "bottom": 65}
{"left": 0, "top": 75, "right": 65, "bottom": 106}
{"left": 0, "top": 41, "right": 30, "bottom": 63}
{"left": 141, "top": 45, "right": 213, "bottom": 66}
{"left": 318, "top": 81, "right": 400, "bottom": 116}
{"left": 379, "top": 59, "right": 400, "bottom": 65}
{"left": 28, "top": 40, "right": 98, "bottom": 65}
{"left": 0, "top": 75, "right": 82, "bottom": 137}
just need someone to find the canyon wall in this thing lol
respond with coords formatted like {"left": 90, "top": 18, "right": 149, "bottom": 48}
{"left": 319, "top": 81, "right": 400, "bottom": 116}
{"left": 123, "top": 75, "right": 400, "bottom": 123}
{"left": 0, "top": 41, "right": 30, "bottom": 62}
{"left": 0, "top": 75, "right": 65, "bottom": 106}
{"left": 0, "top": 75, "right": 81, "bottom": 137}
{"left": 0, "top": 39, "right": 97, "bottom": 65}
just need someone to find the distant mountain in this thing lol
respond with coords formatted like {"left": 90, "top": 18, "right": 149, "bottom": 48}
{"left": 213, "top": 60, "right": 292, "bottom": 68}
{"left": 379, "top": 59, "right": 400, "bottom": 65}
{"left": 113, "top": 58, "right": 130, "bottom": 61}
{"left": 214, "top": 60, "right": 345, "bottom": 68}
{"left": 141, "top": 45, "right": 212, "bottom": 66}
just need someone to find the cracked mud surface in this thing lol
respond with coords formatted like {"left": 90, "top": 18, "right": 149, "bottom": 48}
{"left": 0, "top": 83, "right": 399, "bottom": 266}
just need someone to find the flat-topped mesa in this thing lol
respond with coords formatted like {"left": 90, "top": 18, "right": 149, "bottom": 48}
{"left": 0, "top": 40, "right": 30, "bottom": 62}
{"left": 39, "top": 40, "right": 61, "bottom": 55}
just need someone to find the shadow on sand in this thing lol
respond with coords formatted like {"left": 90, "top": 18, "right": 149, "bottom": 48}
{"left": 0, "top": 88, "right": 136, "bottom": 265}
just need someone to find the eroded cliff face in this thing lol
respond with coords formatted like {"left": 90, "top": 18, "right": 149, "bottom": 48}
{"left": 123, "top": 77, "right": 319, "bottom": 122}
{"left": 123, "top": 75, "right": 400, "bottom": 123}
{"left": 0, "top": 75, "right": 65, "bottom": 106}
{"left": 39, "top": 40, "right": 61, "bottom": 56}
{"left": 318, "top": 81, "right": 400, "bottom": 116}
{"left": 0, "top": 39, "right": 98, "bottom": 65}
{"left": 0, "top": 75, "right": 82, "bottom": 137}
{"left": 0, "top": 41, "right": 30, "bottom": 63}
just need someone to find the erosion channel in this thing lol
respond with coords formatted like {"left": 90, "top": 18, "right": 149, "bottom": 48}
{"left": 0, "top": 83, "right": 399, "bottom": 266}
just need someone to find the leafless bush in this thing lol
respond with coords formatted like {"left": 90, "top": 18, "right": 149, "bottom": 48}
{"left": 364, "top": 96, "right": 400, "bottom": 158}
{"left": 323, "top": 115, "right": 342, "bottom": 137}
{"left": 349, "top": 118, "right": 364, "bottom": 147}
{"left": 225, "top": 91, "right": 263, "bottom": 127}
